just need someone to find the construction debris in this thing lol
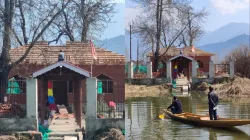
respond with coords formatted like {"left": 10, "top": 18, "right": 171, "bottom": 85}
{"left": 93, "top": 127, "right": 125, "bottom": 140}
{"left": 0, "top": 103, "right": 25, "bottom": 118}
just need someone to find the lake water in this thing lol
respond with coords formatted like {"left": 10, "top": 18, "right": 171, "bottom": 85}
{"left": 125, "top": 93, "right": 250, "bottom": 140}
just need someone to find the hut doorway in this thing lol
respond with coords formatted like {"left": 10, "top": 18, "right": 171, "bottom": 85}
{"left": 169, "top": 54, "right": 194, "bottom": 81}
{"left": 53, "top": 81, "right": 68, "bottom": 106}
{"left": 33, "top": 61, "right": 90, "bottom": 128}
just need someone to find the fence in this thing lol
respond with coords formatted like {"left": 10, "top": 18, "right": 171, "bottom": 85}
{"left": 97, "top": 80, "right": 125, "bottom": 119}
{"left": 0, "top": 80, "right": 26, "bottom": 118}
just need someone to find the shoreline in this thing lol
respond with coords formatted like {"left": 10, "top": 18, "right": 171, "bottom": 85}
{"left": 125, "top": 76, "right": 250, "bottom": 102}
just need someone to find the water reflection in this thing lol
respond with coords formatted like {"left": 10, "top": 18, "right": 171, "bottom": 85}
{"left": 208, "top": 128, "right": 217, "bottom": 140}
{"left": 125, "top": 93, "right": 250, "bottom": 140}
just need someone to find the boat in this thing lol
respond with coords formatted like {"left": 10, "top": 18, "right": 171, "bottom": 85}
{"left": 163, "top": 109, "right": 250, "bottom": 128}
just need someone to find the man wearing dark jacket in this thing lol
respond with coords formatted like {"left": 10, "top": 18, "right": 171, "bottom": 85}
{"left": 208, "top": 86, "right": 219, "bottom": 120}
{"left": 167, "top": 96, "right": 183, "bottom": 114}
{"left": 58, "top": 50, "right": 65, "bottom": 62}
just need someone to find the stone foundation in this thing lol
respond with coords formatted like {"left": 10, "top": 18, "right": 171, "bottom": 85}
{"left": 0, "top": 118, "right": 37, "bottom": 132}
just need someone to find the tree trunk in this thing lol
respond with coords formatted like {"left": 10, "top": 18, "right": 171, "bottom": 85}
{"left": 81, "top": 18, "right": 89, "bottom": 42}
{"left": 0, "top": 0, "right": 14, "bottom": 103}
{"left": 154, "top": 0, "right": 163, "bottom": 72}
{"left": 81, "top": 28, "right": 88, "bottom": 42}
{"left": 80, "top": 0, "right": 88, "bottom": 43}
{"left": 0, "top": 66, "right": 9, "bottom": 103}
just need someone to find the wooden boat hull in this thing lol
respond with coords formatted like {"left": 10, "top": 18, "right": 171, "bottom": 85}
{"left": 163, "top": 109, "right": 250, "bottom": 128}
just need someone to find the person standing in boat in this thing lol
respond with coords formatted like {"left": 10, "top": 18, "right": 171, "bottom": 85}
{"left": 167, "top": 96, "right": 183, "bottom": 114}
{"left": 208, "top": 86, "right": 219, "bottom": 120}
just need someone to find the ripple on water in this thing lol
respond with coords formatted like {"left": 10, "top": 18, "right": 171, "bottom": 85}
{"left": 125, "top": 94, "right": 250, "bottom": 140}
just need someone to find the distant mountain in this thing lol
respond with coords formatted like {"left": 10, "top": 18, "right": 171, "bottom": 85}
{"left": 97, "top": 22, "right": 250, "bottom": 61}
{"left": 198, "top": 22, "right": 249, "bottom": 46}
{"left": 97, "top": 35, "right": 125, "bottom": 55}
{"left": 199, "top": 34, "right": 250, "bottom": 61}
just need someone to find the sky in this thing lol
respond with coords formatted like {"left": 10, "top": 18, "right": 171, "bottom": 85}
{"left": 100, "top": 0, "right": 125, "bottom": 40}
{"left": 102, "top": 0, "right": 250, "bottom": 40}
{"left": 191, "top": 0, "right": 250, "bottom": 31}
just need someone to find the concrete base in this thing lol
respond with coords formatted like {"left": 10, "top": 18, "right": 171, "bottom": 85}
{"left": 18, "top": 131, "right": 42, "bottom": 140}
{"left": 125, "top": 78, "right": 171, "bottom": 85}
{"left": 85, "top": 118, "right": 125, "bottom": 140}
{"left": 0, "top": 118, "right": 37, "bottom": 132}
{"left": 64, "top": 136, "right": 78, "bottom": 140}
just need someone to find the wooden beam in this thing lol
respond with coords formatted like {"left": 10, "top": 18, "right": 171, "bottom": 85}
{"left": 43, "top": 75, "right": 86, "bottom": 81}
{"left": 41, "top": 78, "right": 48, "bottom": 125}
{"left": 74, "top": 79, "right": 79, "bottom": 126}
{"left": 79, "top": 79, "right": 83, "bottom": 128}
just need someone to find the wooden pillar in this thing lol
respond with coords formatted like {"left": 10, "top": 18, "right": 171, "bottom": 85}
{"left": 41, "top": 78, "right": 48, "bottom": 125}
{"left": 73, "top": 80, "right": 76, "bottom": 117}
{"left": 79, "top": 79, "right": 83, "bottom": 128}
{"left": 73, "top": 79, "right": 78, "bottom": 124}
{"left": 74, "top": 78, "right": 81, "bottom": 127}
{"left": 187, "top": 62, "right": 190, "bottom": 81}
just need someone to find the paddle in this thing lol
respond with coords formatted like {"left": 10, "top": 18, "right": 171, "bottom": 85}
{"left": 159, "top": 114, "right": 164, "bottom": 119}
{"left": 159, "top": 109, "right": 171, "bottom": 119}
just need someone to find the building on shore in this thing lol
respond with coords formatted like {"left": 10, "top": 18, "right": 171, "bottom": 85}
{"left": 7, "top": 41, "right": 125, "bottom": 114}
{"left": 147, "top": 46, "right": 215, "bottom": 81}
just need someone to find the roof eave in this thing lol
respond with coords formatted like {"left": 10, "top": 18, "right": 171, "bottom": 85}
{"left": 32, "top": 61, "right": 90, "bottom": 78}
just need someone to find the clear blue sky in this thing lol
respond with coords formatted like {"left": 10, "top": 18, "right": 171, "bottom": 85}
{"left": 102, "top": 0, "right": 249, "bottom": 39}
{"left": 100, "top": 1, "right": 125, "bottom": 40}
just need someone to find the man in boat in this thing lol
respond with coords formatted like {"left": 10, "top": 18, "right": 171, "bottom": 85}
{"left": 167, "top": 96, "right": 183, "bottom": 114}
{"left": 208, "top": 86, "right": 219, "bottom": 120}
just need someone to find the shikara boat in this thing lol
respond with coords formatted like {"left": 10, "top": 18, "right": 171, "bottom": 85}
{"left": 163, "top": 109, "right": 250, "bottom": 128}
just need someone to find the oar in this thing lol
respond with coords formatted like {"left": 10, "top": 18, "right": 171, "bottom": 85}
{"left": 159, "top": 109, "right": 171, "bottom": 119}
{"left": 159, "top": 114, "right": 165, "bottom": 119}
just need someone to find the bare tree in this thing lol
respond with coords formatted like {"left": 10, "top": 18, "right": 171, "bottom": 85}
{"left": 178, "top": 6, "right": 208, "bottom": 47}
{"left": 225, "top": 45, "right": 250, "bottom": 78}
{"left": 132, "top": 0, "right": 194, "bottom": 71}
{"left": 47, "top": 0, "right": 115, "bottom": 44}
{"left": 132, "top": 16, "right": 156, "bottom": 56}
{"left": 0, "top": 0, "right": 70, "bottom": 102}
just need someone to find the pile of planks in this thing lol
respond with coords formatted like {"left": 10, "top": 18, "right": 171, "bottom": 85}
{"left": 0, "top": 103, "right": 25, "bottom": 118}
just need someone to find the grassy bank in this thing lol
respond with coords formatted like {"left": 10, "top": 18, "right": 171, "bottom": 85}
{"left": 125, "top": 84, "right": 170, "bottom": 99}
{"left": 125, "top": 76, "right": 250, "bottom": 102}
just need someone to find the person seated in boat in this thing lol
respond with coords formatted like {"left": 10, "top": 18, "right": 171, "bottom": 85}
{"left": 208, "top": 86, "right": 219, "bottom": 120}
{"left": 167, "top": 96, "right": 183, "bottom": 114}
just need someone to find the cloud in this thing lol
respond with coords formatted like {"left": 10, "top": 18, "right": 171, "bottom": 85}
{"left": 125, "top": 7, "right": 142, "bottom": 28}
{"left": 113, "top": 0, "right": 125, "bottom": 4}
{"left": 210, "top": 0, "right": 249, "bottom": 14}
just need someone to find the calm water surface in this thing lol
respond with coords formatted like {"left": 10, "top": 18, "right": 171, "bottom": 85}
{"left": 125, "top": 93, "right": 250, "bottom": 140}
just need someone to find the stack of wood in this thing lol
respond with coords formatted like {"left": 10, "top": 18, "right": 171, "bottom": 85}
{"left": 0, "top": 103, "right": 25, "bottom": 118}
